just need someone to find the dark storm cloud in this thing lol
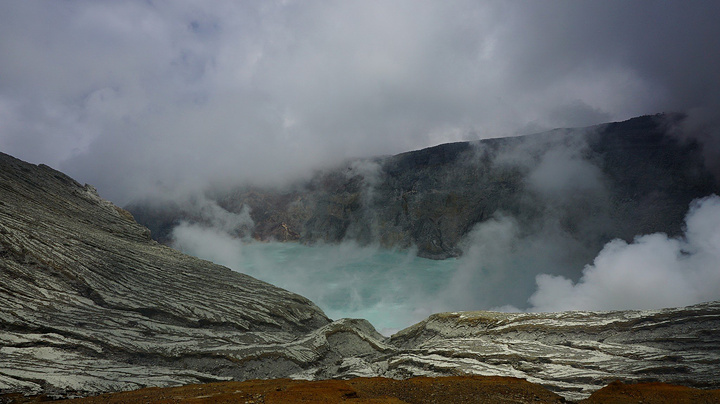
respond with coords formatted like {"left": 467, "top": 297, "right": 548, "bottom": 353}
{"left": 0, "top": 1, "right": 718, "bottom": 203}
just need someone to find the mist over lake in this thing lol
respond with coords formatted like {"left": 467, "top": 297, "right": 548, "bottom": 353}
{"left": 171, "top": 238, "right": 457, "bottom": 335}
{"left": 171, "top": 192, "right": 720, "bottom": 336}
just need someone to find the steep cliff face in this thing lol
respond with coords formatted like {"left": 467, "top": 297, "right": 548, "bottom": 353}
{"left": 1, "top": 151, "right": 719, "bottom": 401}
{"left": 129, "top": 114, "right": 718, "bottom": 260}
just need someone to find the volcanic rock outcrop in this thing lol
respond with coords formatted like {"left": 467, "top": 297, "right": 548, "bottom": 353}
{"left": 0, "top": 152, "right": 385, "bottom": 397}
{"left": 386, "top": 303, "right": 720, "bottom": 401}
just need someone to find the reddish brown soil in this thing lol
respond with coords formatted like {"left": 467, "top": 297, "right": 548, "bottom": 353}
{"left": 2, "top": 376, "right": 566, "bottom": 404}
{"left": 3, "top": 377, "right": 719, "bottom": 404}
{"left": 579, "top": 380, "right": 720, "bottom": 404}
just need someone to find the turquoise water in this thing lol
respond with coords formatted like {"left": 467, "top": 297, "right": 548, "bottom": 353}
{"left": 171, "top": 222, "right": 539, "bottom": 335}
{"left": 237, "top": 242, "right": 459, "bottom": 335}
{"left": 172, "top": 197, "right": 720, "bottom": 334}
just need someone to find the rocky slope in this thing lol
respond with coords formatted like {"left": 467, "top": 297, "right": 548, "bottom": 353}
{"left": 129, "top": 113, "right": 718, "bottom": 260}
{"left": 385, "top": 302, "right": 720, "bottom": 401}
{"left": 1, "top": 124, "right": 719, "bottom": 401}
{"left": 0, "top": 152, "right": 385, "bottom": 397}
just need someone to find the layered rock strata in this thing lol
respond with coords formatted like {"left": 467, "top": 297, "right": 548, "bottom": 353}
{"left": 0, "top": 152, "right": 382, "bottom": 397}
{"left": 386, "top": 303, "right": 720, "bottom": 401}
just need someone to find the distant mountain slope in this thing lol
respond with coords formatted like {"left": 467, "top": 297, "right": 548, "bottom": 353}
{"left": 129, "top": 113, "right": 718, "bottom": 260}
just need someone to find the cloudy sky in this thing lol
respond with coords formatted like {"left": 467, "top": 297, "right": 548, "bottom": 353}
{"left": 1, "top": 1, "right": 718, "bottom": 204}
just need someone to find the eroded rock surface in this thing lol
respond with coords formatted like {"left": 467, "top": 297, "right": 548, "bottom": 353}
{"left": 1, "top": 150, "right": 719, "bottom": 401}
{"left": 0, "top": 152, "right": 377, "bottom": 397}
{"left": 386, "top": 303, "right": 720, "bottom": 401}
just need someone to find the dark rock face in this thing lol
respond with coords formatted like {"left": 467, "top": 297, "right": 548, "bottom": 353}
{"left": 1, "top": 149, "right": 719, "bottom": 401}
{"left": 129, "top": 113, "right": 718, "bottom": 261}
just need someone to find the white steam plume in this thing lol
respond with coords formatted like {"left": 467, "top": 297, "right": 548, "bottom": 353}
{"left": 172, "top": 223, "right": 245, "bottom": 270}
{"left": 170, "top": 196, "right": 254, "bottom": 268}
{"left": 529, "top": 195, "right": 720, "bottom": 312}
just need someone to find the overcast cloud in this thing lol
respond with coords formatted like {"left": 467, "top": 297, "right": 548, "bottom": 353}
{"left": 1, "top": 1, "right": 719, "bottom": 204}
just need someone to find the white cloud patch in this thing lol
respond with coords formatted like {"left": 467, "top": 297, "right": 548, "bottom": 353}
{"left": 169, "top": 195, "right": 254, "bottom": 268}
{"left": 527, "top": 147, "right": 603, "bottom": 194}
{"left": 171, "top": 223, "right": 245, "bottom": 270}
{"left": 530, "top": 195, "right": 720, "bottom": 312}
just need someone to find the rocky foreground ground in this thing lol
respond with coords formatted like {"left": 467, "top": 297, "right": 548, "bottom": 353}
{"left": 3, "top": 376, "right": 720, "bottom": 404}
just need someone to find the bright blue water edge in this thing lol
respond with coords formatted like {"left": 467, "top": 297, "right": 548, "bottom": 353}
{"left": 236, "top": 242, "right": 459, "bottom": 336}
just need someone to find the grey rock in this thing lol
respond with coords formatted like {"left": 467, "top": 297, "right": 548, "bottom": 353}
{"left": 384, "top": 302, "right": 720, "bottom": 401}
{"left": 0, "top": 152, "right": 362, "bottom": 397}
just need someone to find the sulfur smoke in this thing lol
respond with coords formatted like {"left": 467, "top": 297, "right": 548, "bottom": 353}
{"left": 529, "top": 194, "right": 720, "bottom": 312}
